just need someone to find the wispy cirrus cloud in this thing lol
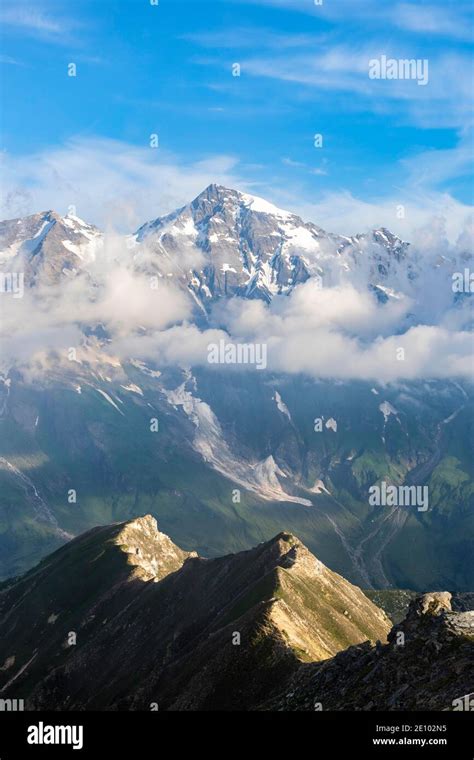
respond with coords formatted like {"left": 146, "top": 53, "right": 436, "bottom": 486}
{"left": 233, "top": 0, "right": 473, "bottom": 42}
{"left": 400, "top": 138, "right": 473, "bottom": 189}
{"left": 282, "top": 157, "right": 327, "bottom": 176}
{"left": 188, "top": 13, "right": 473, "bottom": 131}
{"left": 182, "top": 28, "right": 322, "bottom": 49}
{"left": 238, "top": 46, "right": 473, "bottom": 129}
{"left": 0, "top": 2, "right": 80, "bottom": 41}
{"left": 0, "top": 137, "right": 247, "bottom": 229}
{"left": 0, "top": 54, "right": 23, "bottom": 66}
{"left": 392, "top": 3, "right": 474, "bottom": 42}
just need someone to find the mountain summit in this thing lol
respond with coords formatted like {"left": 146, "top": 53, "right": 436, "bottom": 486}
{"left": 1, "top": 184, "right": 464, "bottom": 318}
{"left": 133, "top": 183, "right": 416, "bottom": 306}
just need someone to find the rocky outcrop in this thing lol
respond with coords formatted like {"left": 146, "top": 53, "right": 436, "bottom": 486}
{"left": 113, "top": 514, "right": 197, "bottom": 581}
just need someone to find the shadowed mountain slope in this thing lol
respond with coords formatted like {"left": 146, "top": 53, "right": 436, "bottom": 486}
{"left": 0, "top": 515, "right": 390, "bottom": 710}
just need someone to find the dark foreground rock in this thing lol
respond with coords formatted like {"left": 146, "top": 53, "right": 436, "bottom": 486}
{"left": 265, "top": 592, "right": 474, "bottom": 711}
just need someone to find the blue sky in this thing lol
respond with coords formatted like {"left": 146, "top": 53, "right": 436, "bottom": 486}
{"left": 0, "top": 0, "right": 472, "bottom": 237}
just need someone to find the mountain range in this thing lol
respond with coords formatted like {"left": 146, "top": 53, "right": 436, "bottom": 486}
{"left": 1, "top": 184, "right": 469, "bottom": 313}
{"left": 0, "top": 185, "right": 472, "bottom": 594}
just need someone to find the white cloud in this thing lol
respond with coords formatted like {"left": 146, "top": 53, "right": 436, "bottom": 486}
{"left": 1, "top": 135, "right": 472, "bottom": 243}
{"left": 0, "top": 3, "right": 79, "bottom": 40}
{"left": 241, "top": 47, "right": 473, "bottom": 129}
{"left": 393, "top": 3, "right": 474, "bottom": 42}
{"left": 0, "top": 137, "right": 245, "bottom": 230}
{"left": 215, "top": 283, "right": 410, "bottom": 340}
{"left": 0, "top": 237, "right": 192, "bottom": 373}
{"left": 91, "top": 269, "right": 191, "bottom": 334}
{"left": 288, "top": 189, "right": 473, "bottom": 243}
{"left": 1, "top": 218, "right": 472, "bottom": 383}
{"left": 103, "top": 281, "right": 474, "bottom": 383}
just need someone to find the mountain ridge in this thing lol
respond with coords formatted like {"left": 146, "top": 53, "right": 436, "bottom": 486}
{"left": 0, "top": 515, "right": 391, "bottom": 710}
{"left": 0, "top": 183, "right": 423, "bottom": 308}
{"left": 2, "top": 183, "right": 467, "bottom": 330}
{"left": 0, "top": 515, "right": 471, "bottom": 712}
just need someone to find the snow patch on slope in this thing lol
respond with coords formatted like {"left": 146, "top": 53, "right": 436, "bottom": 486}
{"left": 120, "top": 383, "right": 144, "bottom": 396}
{"left": 164, "top": 376, "right": 311, "bottom": 506}
{"left": 379, "top": 401, "right": 398, "bottom": 422}
{"left": 240, "top": 192, "right": 292, "bottom": 220}
{"left": 130, "top": 360, "right": 162, "bottom": 378}
{"left": 95, "top": 389, "right": 125, "bottom": 415}
{"left": 273, "top": 391, "right": 291, "bottom": 421}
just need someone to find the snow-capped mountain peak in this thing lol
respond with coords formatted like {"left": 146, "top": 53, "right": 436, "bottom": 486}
{"left": 1, "top": 185, "right": 465, "bottom": 317}
{"left": 132, "top": 184, "right": 418, "bottom": 306}
{"left": 0, "top": 209, "right": 103, "bottom": 284}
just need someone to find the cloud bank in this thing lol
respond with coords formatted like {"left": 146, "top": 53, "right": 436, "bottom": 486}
{"left": 107, "top": 280, "right": 474, "bottom": 383}
{"left": 2, "top": 250, "right": 472, "bottom": 384}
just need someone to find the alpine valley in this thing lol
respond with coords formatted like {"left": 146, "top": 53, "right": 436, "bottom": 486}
{"left": 0, "top": 183, "right": 473, "bottom": 601}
